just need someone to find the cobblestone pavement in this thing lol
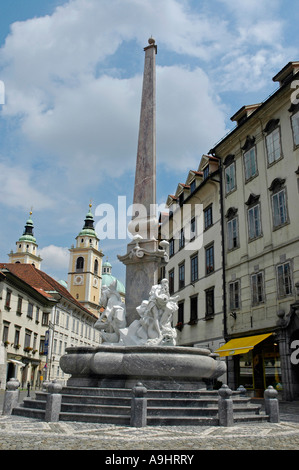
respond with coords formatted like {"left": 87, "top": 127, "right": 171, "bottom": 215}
{"left": 0, "top": 412, "right": 299, "bottom": 450}
{"left": 0, "top": 392, "right": 299, "bottom": 451}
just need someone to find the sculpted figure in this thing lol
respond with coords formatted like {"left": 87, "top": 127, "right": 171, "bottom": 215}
{"left": 94, "top": 280, "right": 126, "bottom": 343}
{"left": 119, "top": 279, "right": 179, "bottom": 346}
{"left": 95, "top": 279, "right": 178, "bottom": 347}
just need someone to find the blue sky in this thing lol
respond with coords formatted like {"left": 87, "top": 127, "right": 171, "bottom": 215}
{"left": 0, "top": 0, "right": 298, "bottom": 286}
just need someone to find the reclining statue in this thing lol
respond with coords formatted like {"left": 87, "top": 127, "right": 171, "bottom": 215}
{"left": 95, "top": 278, "right": 179, "bottom": 346}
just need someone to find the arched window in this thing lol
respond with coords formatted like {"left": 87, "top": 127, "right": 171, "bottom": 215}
{"left": 76, "top": 256, "right": 84, "bottom": 272}
{"left": 94, "top": 259, "right": 98, "bottom": 275}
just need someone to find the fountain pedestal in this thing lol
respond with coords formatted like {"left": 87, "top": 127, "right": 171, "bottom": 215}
{"left": 60, "top": 344, "right": 226, "bottom": 390}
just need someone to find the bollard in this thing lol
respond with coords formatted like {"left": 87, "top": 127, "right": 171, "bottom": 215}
{"left": 2, "top": 378, "right": 20, "bottom": 416}
{"left": 264, "top": 386, "right": 280, "bottom": 423}
{"left": 45, "top": 380, "right": 62, "bottom": 422}
{"left": 130, "top": 382, "right": 147, "bottom": 427}
{"left": 218, "top": 384, "right": 234, "bottom": 427}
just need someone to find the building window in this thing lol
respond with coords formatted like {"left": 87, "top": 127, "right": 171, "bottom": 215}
{"left": 225, "top": 163, "right": 236, "bottom": 194}
{"left": 177, "top": 302, "right": 184, "bottom": 326}
{"left": 76, "top": 256, "right": 84, "bottom": 272}
{"left": 3, "top": 324, "right": 9, "bottom": 344}
{"left": 190, "top": 180, "right": 196, "bottom": 193}
{"left": 190, "top": 217, "right": 196, "bottom": 240}
{"left": 248, "top": 204, "right": 262, "bottom": 240}
{"left": 179, "top": 228, "right": 185, "bottom": 250}
{"left": 5, "top": 289, "right": 12, "bottom": 310}
{"left": 226, "top": 207, "right": 239, "bottom": 251}
{"left": 203, "top": 165, "right": 209, "bottom": 179}
{"left": 190, "top": 254, "right": 198, "bottom": 283}
{"left": 277, "top": 261, "right": 292, "bottom": 297}
{"left": 27, "top": 303, "right": 33, "bottom": 319}
{"left": 205, "top": 287, "right": 215, "bottom": 318}
{"left": 251, "top": 272, "right": 264, "bottom": 305}
{"left": 24, "top": 330, "right": 32, "bottom": 349}
{"left": 17, "top": 296, "right": 23, "bottom": 314}
{"left": 266, "top": 126, "right": 282, "bottom": 165}
{"left": 244, "top": 146, "right": 257, "bottom": 181}
{"left": 169, "top": 269, "right": 174, "bottom": 295}
{"left": 179, "top": 192, "right": 184, "bottom": 206}
{"left": 42, "top": 312, "right": 49, "bottom": 326}
{"left": 272, "top": 188, "right": 288, "bottom": 228}
{"left": 14, "top": 329, "right": 20, "bottom": 348}
{"left": 190, "top": 296, "right": 198, "bottom": 323}
{"left": 204, "top": 205, "right": 213, "bottom": 230}
{"left": 178, "top": 263, "right": 185, "bottom": 290}
{"left": 291, "top": 109, "right": 299, "bottom": 147}
{"left": 94, "top": 259, "right": 98, "bottom": 275}
{"left": 169, "top": 238, "right": 174, "bottom": 257}
{"left": 229, "top": 280, "right": 240, "bottom": 310}
{"left": 35, "top": 307, "right": 40, "bottom": 323}
{"left": 227, "top": 217, "right": 239, "bottom": 250}
{"left": 205, "top": 244, "right": 214, "bottom": 275}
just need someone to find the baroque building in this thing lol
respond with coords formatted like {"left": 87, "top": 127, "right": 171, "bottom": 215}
{"left": 161, "top": 154, "right": 226, "bottom": 385}
{"left": 209, "top": 61, "right": 299, "bottom": 400}
{"left": 0, "top": 263, "right": 101, "bottom": 389}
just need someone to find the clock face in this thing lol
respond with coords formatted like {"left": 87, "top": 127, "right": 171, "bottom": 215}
{"left": 74, "top": 275, "right": 83, "bottom": 285}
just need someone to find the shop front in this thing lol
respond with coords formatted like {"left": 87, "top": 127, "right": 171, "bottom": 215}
{"left": 215, "top": 333, "right": 282, "bottom": 398}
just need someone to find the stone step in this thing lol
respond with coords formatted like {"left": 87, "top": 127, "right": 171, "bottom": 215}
{"left": 22, "top": 398, "right": 47, "bottom": 410}
{"left": 12, "top": 406, "right": 45, "bottom": 420}
{"left": 234, "top": 414, "right": 269, "bottom": 423}
{"left": 11, "top": 385, "right": 269, "bottom": 426}
{"left": 147, "top": 406, "right": 219, "bottom": 417}
{"left": 61, "top": 402, "right": 131, "bottom": 416}
{"left": 61, "top": 386, "right": 132, "bottom": 398}
{"left": 61, "top": 394, "right": 132, "bottom": 406}
{"left": 146, "top": 415, "right": 220, "bottom": 426}
{"left": 59, "top": 412, "right": 130, "bottom": 425}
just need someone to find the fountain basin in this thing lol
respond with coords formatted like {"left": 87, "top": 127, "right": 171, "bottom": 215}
{"left": 60, "top": 345, "right": 226, "bottom": 390}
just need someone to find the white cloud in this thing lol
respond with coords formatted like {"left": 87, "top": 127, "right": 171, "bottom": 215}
{"left": 39, "top": 244, "right": 69, "bottom": 273}
{"left": 0, "top": 0, "right": 295, "bottom": 201}
{"left": 0, "top": 161, "right": 54, "bottom": 210}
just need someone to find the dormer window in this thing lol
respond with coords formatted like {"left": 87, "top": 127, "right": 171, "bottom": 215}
{"left": 203, "top": 165, "right": 209, "bottom": 179}
{"left": 179, "top": 192, "right": 184, "bottom": 206}
{"left": 190, "top": 180, "right": 196, "bottom": 193}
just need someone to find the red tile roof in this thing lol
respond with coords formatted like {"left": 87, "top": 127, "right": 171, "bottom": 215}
{"left": 0, "top": 263, "right": 96, "bottom": 318}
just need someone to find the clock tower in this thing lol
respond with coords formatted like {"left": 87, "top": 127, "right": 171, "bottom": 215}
{"left": 68, "top": 204, "right": 104, "bottom": 317}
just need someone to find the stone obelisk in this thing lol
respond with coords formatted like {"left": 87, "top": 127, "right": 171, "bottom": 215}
{"left": 118, "top": 38, "right": 168, "bottom": 326}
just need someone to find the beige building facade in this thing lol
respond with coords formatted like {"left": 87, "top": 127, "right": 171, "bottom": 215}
{"left": 0, "top": 263, "right": 101, "bottom": 389}
{"left": 210, "top": 61, "right": 299, "bottom": 400}
{"left": 162, "top": 155, "right": 226, "bottom": 384}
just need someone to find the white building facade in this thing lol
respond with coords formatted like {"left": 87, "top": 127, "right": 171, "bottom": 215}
{"left": 210, "top": 61, "right": 299, "bottom": 400}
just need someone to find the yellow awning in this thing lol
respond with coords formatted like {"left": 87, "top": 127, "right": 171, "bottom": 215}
{"left": 214, "top": 333, "right": 272, "bottom": 357}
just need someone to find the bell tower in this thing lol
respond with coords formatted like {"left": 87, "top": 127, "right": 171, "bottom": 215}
{"left": 68, "top": 204, "right": 104, "bottom": 317}
{"left": 8, "top": 211, "right": 42, "bottom": 269}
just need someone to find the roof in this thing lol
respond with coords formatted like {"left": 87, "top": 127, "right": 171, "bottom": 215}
{"left": 0, "top": 263, "right": 97, "bottom": 318}
{"left": 210, "top": 66, "right": 299, "bottom": 154}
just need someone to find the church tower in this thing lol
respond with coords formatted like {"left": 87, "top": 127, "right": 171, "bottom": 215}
{"left": 68, "top": 204, "right": 104, "bottom": 317}
{"left": 8, "top": 211, "right": 42, "bottom": 269}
